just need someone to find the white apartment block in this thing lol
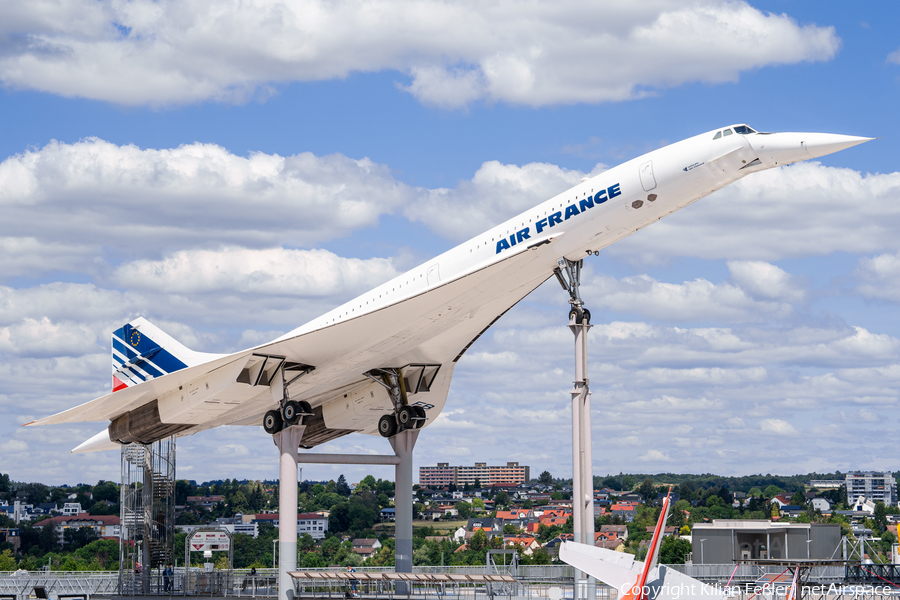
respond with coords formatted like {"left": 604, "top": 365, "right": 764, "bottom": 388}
{"left": 845, "top": 472, "right": 897, "bottom": 505}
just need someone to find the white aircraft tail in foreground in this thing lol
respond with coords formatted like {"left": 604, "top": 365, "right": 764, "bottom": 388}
{"left": 560, "top": 491, "right": 723, "bottom": 600}
{"left": 28, "top": 125, "right": 871, "bottom": 453}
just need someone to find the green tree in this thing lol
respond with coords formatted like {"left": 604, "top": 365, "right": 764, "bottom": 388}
{"left": 763, "top": 485, "right": 784, "bottom": 498}
{"left": 494, "top": 492, "right": 510, "bottom": 508}
{"left": 455, "top": 502, "right": 472, "bottom": 519}
{"left": 622, "top": 476, "right": 635, "bottom": 490}
{"left": 0, "top": 549, "right": 16, "bottom": 571}
{"left": 336, "top": 475, "right": 351, "bottom": 497}
{"left": 538, "top": 471, "right": 553, "bottom": 485}
{"left": 92, "top": 481, "right": 118, "bottom": 503}
{"left": 659, "top": 537, "right": 692, "bottom": 564}
{"left": 472, "top": 498, "right": 485, "bottom": 511}
{"left": 790, "top": 491, "right": 806, "bottom": 506}
{"left": 874, "top": 502, "right": 888, "bottom": 533}
{"left": 638, "top": 479, "right": 655, "bottom": 501}
{"left": 301, "top": 552, "right": 325, "bottom": 568}
{"left": 469, "top": 529, "right": 488, "bottom": 552}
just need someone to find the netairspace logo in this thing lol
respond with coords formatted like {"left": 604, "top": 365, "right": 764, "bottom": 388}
{"left": 617, "top": 582, "right": 892, "bottom": 599}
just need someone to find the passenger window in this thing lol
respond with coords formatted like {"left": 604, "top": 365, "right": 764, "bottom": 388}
{"left": 723, "top": 129, "right": 733, "bottom": 136}
{"left": 713, "top": 131, "right": 722, "bottom": 140}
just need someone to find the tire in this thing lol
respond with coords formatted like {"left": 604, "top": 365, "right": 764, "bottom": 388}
{"left": 581, "top": 309, "right": 591, "bottom": 325}
{"left": 569, "top": 308, "right": 580, "bottom": 323}
{"left": 282, "top": 401, "right": 299, "bottom": 425}
{"left": 412, "top": 406, "right": 426, "bottom": 428}
{"left": 298, "top": 400, "right": 312, "bottom": 415}
{"left": 397, "top": 406, "right": 415, "bottom": 429}
{"left": 378, "top": 414, "right": 397, "bottom": 438}
{"left": 263, "top": 410, "right": 283, "bottom": 435}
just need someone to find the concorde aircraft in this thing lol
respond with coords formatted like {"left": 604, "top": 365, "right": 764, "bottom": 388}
{"left": 29, "top": 125, "right": 870, "bottom": 451}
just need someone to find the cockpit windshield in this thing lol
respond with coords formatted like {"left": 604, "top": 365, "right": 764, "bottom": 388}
{"left": 713, "top": 125, "right": 757, "bottom": 139}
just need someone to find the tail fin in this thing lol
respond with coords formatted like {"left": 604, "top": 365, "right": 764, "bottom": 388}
{"left": 623, "top": 488, "right": 672, "bottom": 600}
{"left": 111, "top": 317, "right": 205, "bottom": 391}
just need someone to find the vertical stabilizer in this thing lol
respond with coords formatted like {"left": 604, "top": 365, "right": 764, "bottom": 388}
{"left": 646, "top": 489, "right": 672, "bottom": 573}
{"left": 111, "top": 317, "right": 218, "bottom": 391}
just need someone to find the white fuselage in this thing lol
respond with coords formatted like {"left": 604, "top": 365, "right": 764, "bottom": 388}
{"left": 35, "top": 125, "right": 870, "bottom": 452}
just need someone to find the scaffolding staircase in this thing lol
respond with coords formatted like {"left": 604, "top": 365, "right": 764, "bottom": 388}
{"left": 119, "top": 437, "right": 176, "bottom": 594}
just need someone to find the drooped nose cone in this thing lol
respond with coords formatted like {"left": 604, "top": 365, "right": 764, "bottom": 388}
{"left": 802, "top": 133, "right": 873, "bottom": 159}
{"left": 747, "top": 132, "right": 873, "bottom": 168}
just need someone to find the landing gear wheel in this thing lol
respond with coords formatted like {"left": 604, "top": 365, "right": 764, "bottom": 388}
{"left": 412, "top": 406, "right": 426, "bottom": 428}
{"left": 397, "top": 406, "right": 415, "bottom": 429}
{"left": 378, "top": 414, "right": 398, "bottom": 438}
{"left": 282, "top": 401, "right": 300, "bottom": 425}
{"left": 263, "top": 410, "right": 283, "bottom": 435}
{"left": 581, "top": 309, "right": 591, "bottom": 325}
{"left": 298, "top": 400, "right": 312, "bottom": 416}
{"left": 569, "top": 307, "right": 583, "bottom": 323}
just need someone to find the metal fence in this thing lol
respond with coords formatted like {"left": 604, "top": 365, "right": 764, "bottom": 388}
{"left": 0, "top": 563, "right": 868, "bottom": 599}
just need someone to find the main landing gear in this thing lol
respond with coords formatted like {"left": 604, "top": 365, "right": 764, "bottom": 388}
{"left": 263, "top": 400, "right": 312, "bottom": 434}
{"left": 365, "top": 368, "right": 426, "bottom": 438}
{"left": 263, "top": 399, "right": 313, "bottom": 434}
{"left": 263, "top": 366, "right": 316, "bottom": 435}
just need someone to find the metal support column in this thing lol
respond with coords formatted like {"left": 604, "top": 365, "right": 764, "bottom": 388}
{"left": 555, "top": 256, "right": 595, "bottom": 600}
{"left": 276, "top": 425, "right": 306, "bottom": 600}
{"left": 390, "top": 429, "right": 419, "bottom": 580}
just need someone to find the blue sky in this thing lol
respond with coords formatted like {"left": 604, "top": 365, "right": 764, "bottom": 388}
{"left": 1, "top": 0, "right": 899, "bottom": 486}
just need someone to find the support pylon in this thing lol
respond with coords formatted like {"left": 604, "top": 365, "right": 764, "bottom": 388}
{"left": 555, "top": 256, "right": 595, "bottom": 600}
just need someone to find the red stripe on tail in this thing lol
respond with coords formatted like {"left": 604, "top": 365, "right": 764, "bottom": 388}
{"left": 112, "top": 376, "right": 127, "bottom": 392}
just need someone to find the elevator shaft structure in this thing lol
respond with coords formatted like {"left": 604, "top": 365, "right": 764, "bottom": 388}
{"left": 119, "top": 437, "right": 176, "bottom": 595}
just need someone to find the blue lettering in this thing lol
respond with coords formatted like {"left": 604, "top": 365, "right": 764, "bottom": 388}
{"left": 509, "top": 234, "right": 517, "bottom": 246}
{"left": 608, "top": 183, "right": 621, "bottom": 199}
{"left": 548, "top": 212, "right": 563, "bottom": 227}
{"left": 579, "top": 196, "right": 594, "bottom": 212}
{"left": 594, "top": 189, "right": 608, "bottom": 204}
{"left": 535, "top": 217, "right": 548, "bottom": 233}
{"left": 564, "top": 204, "right": 580, "bottom": 220}
{"left": 496, "top": 239, "right": 510, "bottom": 253}
{"left": 516, "top": 228, "right": 531, "bottom": 243}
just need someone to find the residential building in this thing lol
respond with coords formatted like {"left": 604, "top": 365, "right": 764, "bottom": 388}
{"left": 690, "top": 520, "right": 841, "bottom": 564}
{"left": 811, "top": 498, "right": 831, "bottom": 512}
{"left": 600, "top": 525, "right": 628, "bottom": 540}
{"left": 808, "top": 480, "right": 844, "bottom": 489}
{"left": 32, "top": 513, "right": 120, "bottom": 544}
{"left": 352, "top": 538, "right": 382, "bottom": 558}
{"left": 62, "top": 503, "right": 82, "bottom": 516}
{"left": 845, "top": 472, "right": 897, "bottom": 505}
{"left": 419, "top": 462, "right": 530, "bottom": 487}
{"left": 250, "top": 512, "right": 328, "bottom": 539}
{"left": 0, "top": 501, "right": 35, "bottom": 524}
{"left": 418, "top": 464, "right": 457, "bottom": 487}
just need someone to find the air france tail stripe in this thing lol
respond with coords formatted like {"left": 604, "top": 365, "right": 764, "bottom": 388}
{"left": 111, "top": 346, "right": 159, "bottom": 381}
{"left": 116, "top": 327, "right": 189, "bottom": 374}
{"left": 111, "top": 335, "right": 170, "bottom": 378}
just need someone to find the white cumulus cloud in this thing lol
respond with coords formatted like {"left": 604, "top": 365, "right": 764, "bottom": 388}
{"left": 113, "top": 247, "right": 399, "bottom": 296}
{"left": 0, "top": 1, "right": 839, "bottom": 107}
